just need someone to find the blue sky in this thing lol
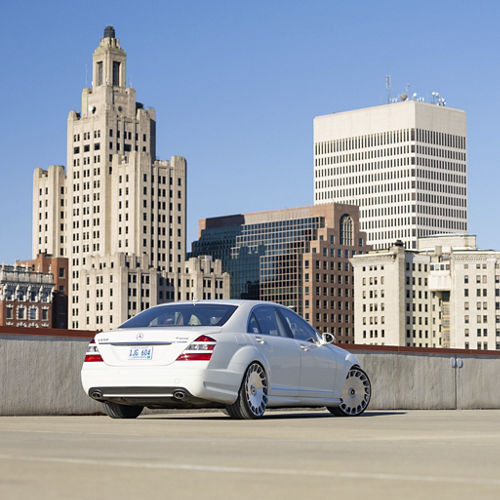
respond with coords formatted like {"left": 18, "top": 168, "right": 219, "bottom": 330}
{"left": 0, "top": 0, "right": 499, "bottom": 263}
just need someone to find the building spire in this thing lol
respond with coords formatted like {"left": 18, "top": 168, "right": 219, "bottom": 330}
{"left": 103, "top": 26, "right": 115, "bottom": 39}
{"left": 92, "top": 26, "right": 125, "bottom": 88}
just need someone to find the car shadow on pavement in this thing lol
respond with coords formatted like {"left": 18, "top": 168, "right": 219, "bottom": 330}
{"left": 144, "top": 410, "right": 406, "bottom": 420}
{"left": 356, "top": 411, "right": 407, "bottom": 417}
{"left": 262, "top": 410, "right": 407, "bottom": 419}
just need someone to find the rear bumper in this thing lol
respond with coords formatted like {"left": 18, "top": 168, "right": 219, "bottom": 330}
{"left": 87, "top": 386, "right": 224, "bottom": 408}
{"left": 81, "top": 362, "right": 242, "bottom": 406}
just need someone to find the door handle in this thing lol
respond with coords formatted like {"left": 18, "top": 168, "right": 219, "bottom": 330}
{"left": 300, "top": 345, "right": 309, "bottom": 352}
{"left": 255, "top": 337, "right": 265, "bottom": 344}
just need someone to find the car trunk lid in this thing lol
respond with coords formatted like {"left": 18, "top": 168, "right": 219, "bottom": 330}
{"left": 95, "top": 327, "right": 221, "bottom": 367}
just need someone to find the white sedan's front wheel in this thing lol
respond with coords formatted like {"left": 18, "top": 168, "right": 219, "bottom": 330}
{"left": 226, "top": 362, "right": 268, "bottom": 419}
{"left": 328, "top": 367, "right": 371, "bottom": 416}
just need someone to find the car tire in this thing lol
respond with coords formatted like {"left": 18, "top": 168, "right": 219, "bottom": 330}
{"left": 104, "top": 401, "right": 144, "bottom": 419}
{"left": 226, "top": 362, "right": 268, "bottom": 419}
{"left": 327, "top": 366, "right": 371, "bottom": 417}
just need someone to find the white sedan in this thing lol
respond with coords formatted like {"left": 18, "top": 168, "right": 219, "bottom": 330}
{"left": 81, "top": 300, "right": 371, "bottom": 419}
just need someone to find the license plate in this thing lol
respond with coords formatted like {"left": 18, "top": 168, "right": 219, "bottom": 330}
{"left": 128, "top": 346, "right": 153, "bottom": 360}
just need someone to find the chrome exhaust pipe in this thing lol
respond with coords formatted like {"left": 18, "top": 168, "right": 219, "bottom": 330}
{"left": 90, "top": 390, "right": 103, "bottom": 400}
{"left": 173, "top": 390, "right": 186, "bottom": 400}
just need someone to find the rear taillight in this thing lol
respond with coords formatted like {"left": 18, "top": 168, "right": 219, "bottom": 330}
{"left": 84, "top": 339, "right": 103, "bottom": 362}
{"left": 176, "top": 335, "right": 216, "bottom": 361}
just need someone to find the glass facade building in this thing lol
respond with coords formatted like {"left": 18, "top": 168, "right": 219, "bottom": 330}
{"left": 191, "top": 204, "right": 371, "bottom": 343}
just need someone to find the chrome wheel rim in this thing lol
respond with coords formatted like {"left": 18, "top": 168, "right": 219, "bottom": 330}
{"left": 244, "top": 363, "right": 268, "bottom": 417}
{"left": 339, "top": 368, "right": 371, "bottom": 416}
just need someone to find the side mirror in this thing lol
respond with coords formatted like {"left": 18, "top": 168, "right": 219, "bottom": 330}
{"left": 321, "top": 332, "right": 336, "bottom": 344}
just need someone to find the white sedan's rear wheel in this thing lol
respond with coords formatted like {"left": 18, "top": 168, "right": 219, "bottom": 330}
{"left": 226, "top": 363, "right": 268, "bottom": 419}
{"left": 328, "top": 367, "right": 371, "bottom": 416}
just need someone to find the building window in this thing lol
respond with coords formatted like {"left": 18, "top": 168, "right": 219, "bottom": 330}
{"left": 340, "top": 215, "right": 353, "bottom": 246}
{"left": 96, "top": 61, "right": 103, "bottom": 86}
{"left": 113, "top": 61, "right": 120, "bottom": 86}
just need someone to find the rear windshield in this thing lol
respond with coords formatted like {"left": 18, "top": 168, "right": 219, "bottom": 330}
{"left": 119, "top": 304, "right": 238, "bottom": 328}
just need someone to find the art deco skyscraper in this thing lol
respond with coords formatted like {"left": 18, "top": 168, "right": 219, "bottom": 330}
{"left": 32, "top": 27, "right": 227, "bottom": 330}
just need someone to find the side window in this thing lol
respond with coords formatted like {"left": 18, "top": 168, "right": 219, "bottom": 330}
{"left": 247, "top": 313, "right": 261, "bottom": 334}
{"left": 252, "top": 307, "right": 289, "bottom": 337}
{"left": 278, "top": 307, "right": 319, "bottom": 343}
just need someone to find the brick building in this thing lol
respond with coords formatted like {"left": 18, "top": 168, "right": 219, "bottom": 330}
{"left": 0, "top": 265, "right": 54, "bottom": 328}
{"left": 17, "top": 253, "right": 69, "bottom": 329}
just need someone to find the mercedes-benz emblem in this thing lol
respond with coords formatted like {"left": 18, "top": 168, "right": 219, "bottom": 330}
{"left": 136, "top": 332, "right": 144, "bottom": 340}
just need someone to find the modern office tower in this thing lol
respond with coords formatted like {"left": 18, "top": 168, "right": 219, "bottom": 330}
{"left": 191, "top": 204, "right": 370, "bottom": 342}
{"left": 0, "top": 265, "right": 54, "bottom": 328}
{"left": 314, "top": 99, "right": 468, "bottom": 250}
{"left": 32, "top": 27, "right": 228, "bottom": 330}
{"left": 351, "top": 235, "right": 500, "bottom": 350}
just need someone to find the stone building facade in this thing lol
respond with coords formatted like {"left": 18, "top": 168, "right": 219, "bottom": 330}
{"left": 351, "top": 235, "right": 500, "bottom": 349}
{"left": 175, "top": 256, "right": 230, "bottom": 301}
{"left": 32, "top": 27, "right": 228, "bottom": 331}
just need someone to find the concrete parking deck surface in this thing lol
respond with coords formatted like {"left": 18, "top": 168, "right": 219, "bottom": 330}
{"left": 0, "top": 410, "right": 499, "bottom": 499}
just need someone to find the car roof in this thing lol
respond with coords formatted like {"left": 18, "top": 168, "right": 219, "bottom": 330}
{"left": 145, "top": 300, "right": 294, "bottom": 326}
{"left": 117, "top": 300, "right": 312, "bottom": 334}
{"left": 148, "top": 299, "right": 279, "bottom": 308}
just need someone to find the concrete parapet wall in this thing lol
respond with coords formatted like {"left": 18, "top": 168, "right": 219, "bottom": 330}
{"left": 357, "top": 352, "right": 456, "bottom": 409}
{"left": 354, "top": 349, "right": 500, "bottom": 410}
{"left": 456, "top": 356, "right": 500, "bottom": 409}
{"left": 1, "top": 328, "right": 499, "bottom": 415}
{"left": 0, "top": 333, "right": 102, "bottom": 415}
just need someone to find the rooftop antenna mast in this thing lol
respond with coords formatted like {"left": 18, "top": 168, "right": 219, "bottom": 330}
{"left": 386, "top": 75, "right": 391, "bottom": 103}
